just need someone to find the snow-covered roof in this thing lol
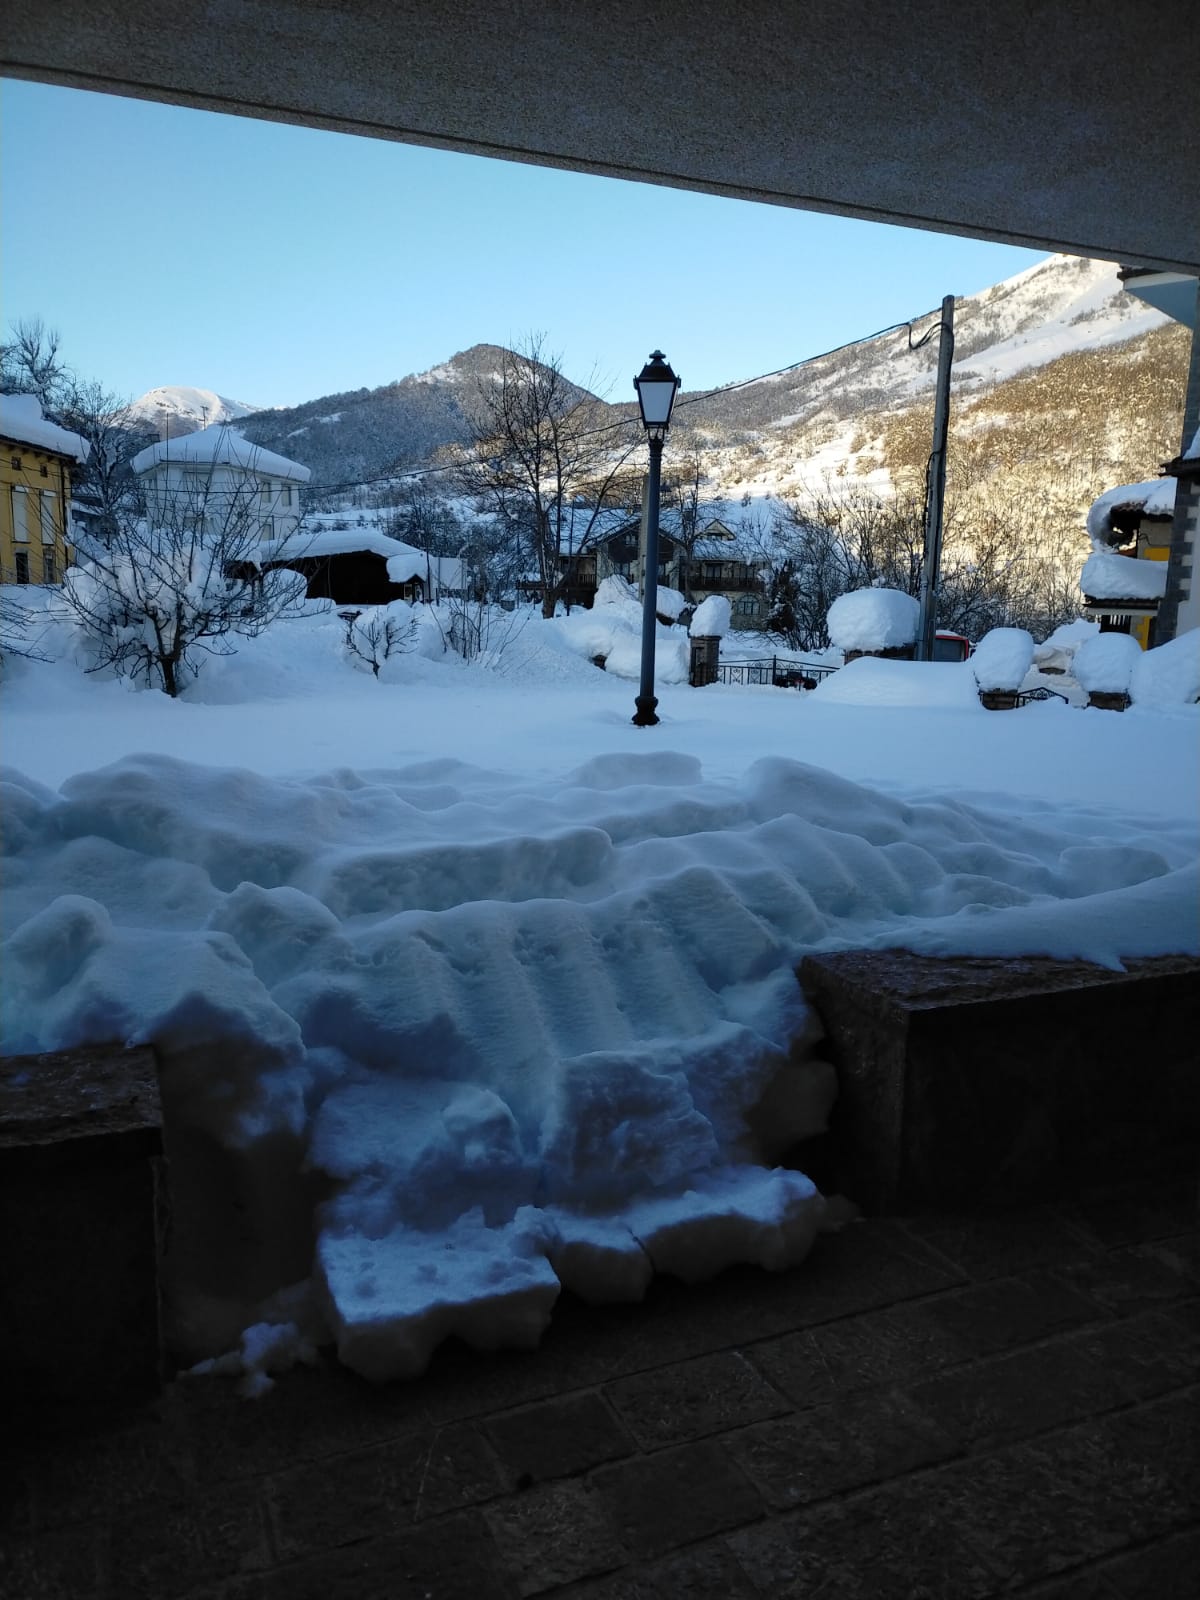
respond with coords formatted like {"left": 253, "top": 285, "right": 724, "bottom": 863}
{"left": 0, "top": 394, "right": 89, "bottom": 463}
{"left": 131, "top": 425, "right": 310, "bottom": 482}
{"left": 1086, "top": 476, "right": 1176, "bottom": 544}
{"left": 556, "top": 506, "right": 638, "bottom": 557}
{"left": 1080, "top": 550, "right": 1169, "bottom": 603}
{"left": 259, "top": 528, "right": 431, "bottom": 586}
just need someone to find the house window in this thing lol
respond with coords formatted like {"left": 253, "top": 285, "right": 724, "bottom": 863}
{"left": 14, "top": 551, "right": 30, "bottom": 583}
{"left": 281, "top": 485, "right": 292, "bottom": 507}
{"left": 42, "top": 551, "right": 56, "bottom": 585}
{"left": 260, "top": 482, "right": 273, "bottom": 505}
{"left": 10, "top": 456, "right": 21, "bottom": 470}
{"left": 11, "top": 485, "right": 30, "bottom": 542}
{"left": 736, "top": 596, "right": 759, "bottom": 615}
{"left": 40, "top": 463, "right": 49, "bottom": 477}
{"left": 39, "top": 491, "right": 57, "bottom": 543}
{"left": 704, "top": 563, "right": 721, "bottom": 580}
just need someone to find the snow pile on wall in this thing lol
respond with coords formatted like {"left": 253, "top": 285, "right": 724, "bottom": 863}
{"left": 1033, "top": 619, "right": 1098, "bottom": 672}
{"left": 656, "top": 587, "right": 687, "bottom": 621}
{"left": 826, "top": 587, "right": 919, "bottom": 652}
{"left": 5, "top": 746, "right": 1196, "bottom": 1382}
{"left": 808, "top": 656, "right": 980, "bottom": 709}
{"left": 1073, "top": 632, "right": 1143, "bottom": 695}
{"left": 1080, "top": 551, "right": 1168, "bottom": 602}
{"left": 971, "top": 628, "right": 1034, "bottom": 692}
{"left": 1130, "top": 631, "right": 1200, "bottom": 707}
{"left": 690, "top": 595, "right": 732, "bottom": 638}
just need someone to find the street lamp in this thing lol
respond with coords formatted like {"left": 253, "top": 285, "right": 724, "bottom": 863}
{"left": 631, "top": 350, "right": 680, "bottom": 726}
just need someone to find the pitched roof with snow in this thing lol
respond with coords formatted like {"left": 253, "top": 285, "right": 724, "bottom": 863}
{"left": 258, "top": 528, "right": 429, "bottom": 585}
{"left": 1086, "top": 476, "right": 1176, "bottom": 545}
{"left": 0, "top": 394, "right": 89, "bottom": 463}
{"left": 131, "top": 425, "right": 310, "bottom": 482}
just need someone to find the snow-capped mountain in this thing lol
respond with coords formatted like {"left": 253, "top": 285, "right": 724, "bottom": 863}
{"left": 129, "top": 385, "right": 260, "bottom": 439}
{"left": 183, "top": 256, "right": 1188, "bottom": 520}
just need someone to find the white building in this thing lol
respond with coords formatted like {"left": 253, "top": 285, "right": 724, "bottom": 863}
{"left": 131, "top": 425, "right": 310, "bottom": 542}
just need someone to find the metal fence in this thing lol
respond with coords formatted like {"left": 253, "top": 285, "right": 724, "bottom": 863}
{"left": 703, "top": 656, "right": 837, "bottom": 690}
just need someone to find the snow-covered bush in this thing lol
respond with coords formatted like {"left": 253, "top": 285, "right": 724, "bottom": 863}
{"left": 63, "top": 502, "right": 308, "bottom": 697}
{"left": 1130, "top": 630, "right": 1200, "bottom": 707}
{"left": 343, "top": 601, "right": 417, "bottom": 678}
{"left": 971, "top": 627, "right": 1034, "bottom": 692}
{"left": 826, "top": 587, "right": 919, "bottom": 653}
{"left": 1073, "top": 632, "right": 1143, "bottom": 697}
{"left": 689, "top": 594, "right": 732, "bottom": 638}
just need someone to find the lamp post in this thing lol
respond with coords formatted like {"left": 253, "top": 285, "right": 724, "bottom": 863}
{"left": 632, "top": 350, "right": 680, "bottom": 726}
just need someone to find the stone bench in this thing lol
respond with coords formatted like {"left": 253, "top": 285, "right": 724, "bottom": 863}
{"left": 0, "top": 1046, "right": 167, "bottom": 1418}
{"left": 798, "top": 950, "right": 1200, "bottom": 1212}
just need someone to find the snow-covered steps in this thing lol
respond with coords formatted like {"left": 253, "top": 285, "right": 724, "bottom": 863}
{"left": 317, "top": 1166, "right": 826, "bottom": 1382}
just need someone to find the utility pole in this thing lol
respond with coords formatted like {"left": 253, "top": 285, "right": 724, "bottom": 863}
{"left": 916, "top": 295, "right": 955, "bottom": 661}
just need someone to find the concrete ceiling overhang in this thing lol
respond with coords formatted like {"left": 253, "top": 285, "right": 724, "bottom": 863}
{"left": 5, "top": 0, "right": 1198, "bottom": 272}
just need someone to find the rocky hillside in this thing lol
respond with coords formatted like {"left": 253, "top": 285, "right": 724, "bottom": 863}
{"left": 232, "top": 345, "right": 523, "bottom": 490}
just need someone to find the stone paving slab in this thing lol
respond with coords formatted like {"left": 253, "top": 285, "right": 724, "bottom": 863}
{"left": 1, "top": 1172, "right": 1196, "bottom": 1600}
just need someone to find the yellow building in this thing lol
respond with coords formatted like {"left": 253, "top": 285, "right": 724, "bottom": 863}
{"left": 1083, "top": 476, "right": 1175, "bottom": 649}
{"left": 0, "top": 394, "right": 88, "bottom": 586}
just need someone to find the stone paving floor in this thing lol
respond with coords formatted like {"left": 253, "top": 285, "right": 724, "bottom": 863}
{"left": 1, "top": 1171, "right": 1197, "bottom": 1599}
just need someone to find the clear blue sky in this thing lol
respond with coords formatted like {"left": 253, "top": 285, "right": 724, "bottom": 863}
{"left": 2, "top": 78, "right": 1049, "bottom": 411}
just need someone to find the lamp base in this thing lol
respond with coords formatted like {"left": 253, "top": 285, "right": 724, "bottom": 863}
{"left": 632, "top": 694, "right": 660, "bottom": 727}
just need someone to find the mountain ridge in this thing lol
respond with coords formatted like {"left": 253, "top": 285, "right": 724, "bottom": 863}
{"left": 133, "top": 256, "right": 1189, "bottom": 516}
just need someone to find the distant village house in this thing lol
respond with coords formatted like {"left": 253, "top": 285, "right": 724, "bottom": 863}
{"left": 130, "top": 425, "right": 310, "bottom": 543}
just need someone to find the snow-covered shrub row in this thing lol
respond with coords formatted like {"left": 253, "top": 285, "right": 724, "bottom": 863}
{"left": 826, "top": 587, "right": 919, "bottom": 652}
{"left": 970, "top": 627, "right": 1034, "bottom": 692}
{"left": 3, "top": 747, "right": 1196, "bottom": 1384}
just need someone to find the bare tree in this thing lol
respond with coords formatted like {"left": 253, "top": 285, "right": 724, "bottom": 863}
{"left": 60, "top": 380, "right": 156, "bottom": 538}
{"left": 0, "top": 317, "right": 71, "bottom": 408}
{"left": 453, "top": 336, "right": 640, "bottom": 618}
{"left": 63, "top": 474, "right": 309, "bottom": 697}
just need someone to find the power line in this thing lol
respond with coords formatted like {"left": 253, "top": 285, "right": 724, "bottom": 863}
{"left": 123, "top": 308, "right": 945, "bottom": 504}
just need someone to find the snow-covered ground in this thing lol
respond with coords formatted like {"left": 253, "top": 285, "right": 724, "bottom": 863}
{"left": 3, "top": 604, "right": 1197, "bottom": 1390}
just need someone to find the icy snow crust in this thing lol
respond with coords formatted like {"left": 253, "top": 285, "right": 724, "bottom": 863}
{"left": 5, "top": 735, "right": 1198, "bottom": 1381}
{"left": 3, "top": 606, "right": 1199, "bottom": 1385}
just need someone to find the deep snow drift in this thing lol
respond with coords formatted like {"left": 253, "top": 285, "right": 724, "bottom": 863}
{"left": 2, "top": 603, "right": 1197, "bottom": 1388}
